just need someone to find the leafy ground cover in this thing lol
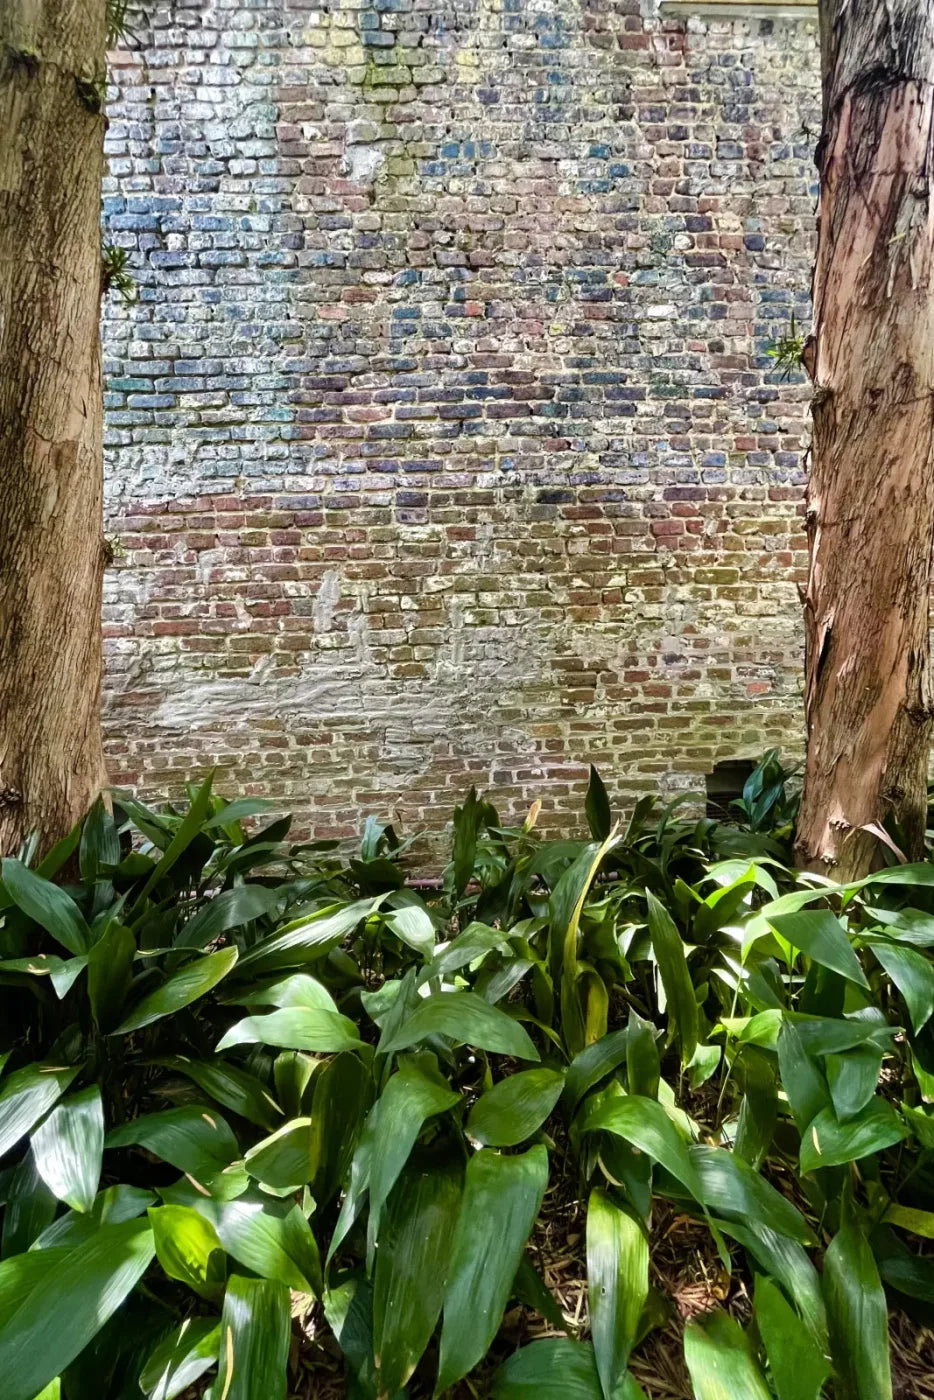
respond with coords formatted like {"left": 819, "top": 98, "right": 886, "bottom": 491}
{"left": 0, "top": 757, "right": 933, "bottom": 1399}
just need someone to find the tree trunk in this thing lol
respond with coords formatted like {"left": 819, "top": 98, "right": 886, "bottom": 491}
{"left": 0, "top": 0, "right": 108, "bottom": 856}
{"left": 796, "top": 1, "right": 934, "bottom": 880}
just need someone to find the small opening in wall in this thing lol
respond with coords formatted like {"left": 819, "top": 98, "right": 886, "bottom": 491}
{"left": 705, "top": 758, "right": 757, "bottom": 821}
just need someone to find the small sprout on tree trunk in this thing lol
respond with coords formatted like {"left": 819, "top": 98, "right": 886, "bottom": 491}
{"left": 101, "top": 245, "right": 137, "bottom": 303}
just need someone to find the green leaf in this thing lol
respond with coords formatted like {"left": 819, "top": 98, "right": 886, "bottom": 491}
{"left": 149, "top": 1204, "right": 226, "bottom": 1300}
{"left": 382, "top": 990, "right": 539, "bottom": 1061}
{"left": 564, "top": 1029, "right": 630, "bottom": 1113}
{"left": 79, "top": 798, "right": 121, "bottom": 880}
{"left": 216, "top": 1007, "right": 364, "bottom": 1054}
{"left": 683, "top": 1309, "right": 771, "bottom": 1400}
{"left": 578, "top": 1089, "right": 700, "bottom": 1198}
{"left": 800, "top": 1099, "right": 906, "bottom": 1173}
{"left": 215, "top": 1274, "right": 291, "bottom": 1400}
{"left": 491, "top": 1339, "right": 647, "bottom": 1400}
{"left": 513, "top": 1253, "right": 567, "bottom": 1332}
{"left": 87, "top": 922, "right": 135, "bottom": 1031}
{"left": 626, "top": 1010, "right": 660, "bottom": 1099}
{"left": 754, "top": 1275, "right": 829, "bottom": 1400}
{"left": 382, "top": 905, "right": 436, "bottom": 957}
{"left": 550, "top": 834, "right": 618, "bottom": 1056}
{"left": 586, "top": 1189, "right": 648, "bottom": 1399}
{"left": 826, "top": 1045, "right": 883, "bottom": 1120}
{"left": 646, "top": 890, "right": 698, "bottom": 1064}
{"left": 373, "top": 1158, "right": 462, "bottom": 1394}
{"left": 107, "top": 1105, "right": 239, "bottom": 1184}
{"left": 139, "top": 1317, "right": 221, "bottom": 1400}
{"left": 868, "top": 940, "right": 934, "bottom": 1033}
{"left": 585, "top": 767, "right": 612, "bottom": 840}
{"left": 0, "top": 954, "right": 86, "bottom": 999}
{"left": 1, "top": 860, "right": 89, "bottom": 955}
{"left": 31, "top": 1087, "right": 103, "bottom": 1213}
{"left": 130, "top": 772, "right": 215, "bottom": 909}
{"left": 0, "top": 1218, "right": 155, "bottom": 1400}
{"left": 777, "top": 1021, "right": 829, "bottom": 1132}
{"left": 243, "top": 1119, "right": 311, "bottom": 1192}
{"left": 437, "top": 1145, "right": 549, "bottom": 1393}
{"left": 824, "top": 1223, "right": 892, "bottom": 1400}
{"left": 768, "top": 909, "right": 868, "bottom": 988}
{"left": 213, "top": 1196, "right": 321, "bottom": 1295}
{"left": 239, "top": 896, "right": 384, "bottom": 973}
{"left": 32, "top": 1183, "right": 155, "bottom": 1251}
{"left": 154, "top": 1055, "right": 282, "bottom": 1131}
{"left": 309, "top": 1051, "right": 373, "bottom": 1209}
{"left": 114, "top": 946, "right": 239, "bottom": 1034}
{"left": 883, "top": 1202, "right": 934, "bottom": 1240}
{"left": 176, "top": 885, "right": 283, "bottom": 949}
{"left": 452, "top": 788, "right": 485, "bottom": 897}
{"left": 467, "top": 1068, "right": 564, "bottom": 1148}
{"left": 689, "top": 1145, "right": 814, "bottom": 1244}
{"left": 1, "top": 1151, "right": 57, "bottom": 1255}
{"left": 363, "top": 1063, "right": 460, "bottom": 1263}
{"left": 713, "top": 1217, "right": 826, "bottom": 1351}
{"left": 0, "top": 1063, "right": 79, "bottom": 1159}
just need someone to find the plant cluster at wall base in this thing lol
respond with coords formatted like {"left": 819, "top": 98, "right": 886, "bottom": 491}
{"left": 1, "top": 759, "right": 933, "bottom": 1399}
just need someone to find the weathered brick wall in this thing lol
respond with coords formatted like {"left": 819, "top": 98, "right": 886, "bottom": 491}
{"left": 101, "top": 0, "right": 820, "bottom": 841}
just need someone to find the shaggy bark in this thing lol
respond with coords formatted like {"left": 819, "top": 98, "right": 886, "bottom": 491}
{"left": 0, "top": 0, "right": 108, "bottom": 855}
{"left": 796, "top": 0, "right": 934, "bottom": 879}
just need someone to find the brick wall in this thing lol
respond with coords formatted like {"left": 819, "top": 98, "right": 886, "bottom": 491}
{"left": 101, "top": 0, "right": 820, "bottom": 843}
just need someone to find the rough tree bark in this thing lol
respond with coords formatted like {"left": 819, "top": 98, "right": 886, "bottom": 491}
{"left": 796, "top": 0, "right": 934, "bottom": 879}
{"left": 0, "top": 0, "right": 108, "bottom": 855}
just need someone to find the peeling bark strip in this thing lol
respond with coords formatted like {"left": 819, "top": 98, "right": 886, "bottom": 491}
{"left": 0, "top": 0, "right": 108, "bottom": 855}
{"left": 797, "top": 1, "right": 934, "bottom": 877}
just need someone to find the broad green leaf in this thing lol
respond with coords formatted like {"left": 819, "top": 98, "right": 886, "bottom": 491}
{"left": 626, "top": 1010, "right": 660, "bottom": 1099}
{"left": 646, "top": 890, "right": 698, "bottom": 1063}
{"left": 139, "top": 1317, "right": 221, "bottom": 1400}
{"left": 1, "top": 860, "right": 89, "bottom": 955}
{"left": 585, "top": 767, "right": 612, "bottom": 840}
{"left": 30, "top": 1382, "right": 60, "bottom": 1400}
{"left": 777, "top": 1022, "right": 829, "bottom": 1131}
{"left": 791, "top": 1013, "right": 896, "bottom": 1056}
{"left": 683, "top": 1309, "right": 771, "bottom": 1400}
{"left": 382, "top": 905, "right": 435, "bottom": 957}
{"left": 0, "top": 954, "right": 85, "bottom": 999}
{"left": 754, "top": 1275, "right": 828, "bottom": 1400}
{"left": 513, "top": 1253, "right": 567, "bottom": 1332}
{"left": 824, "top": 1223, "right": 892, "bottom": 1400}
{"left": 149, "top": 1204, "right": 226, "bottom": 1299}
{"left": 115, "top": 947, "right": 239, "bottom": 1034}
{"left": 153, "top": 1055, "right": 282, "bottom": 1131}
{"left": 452, "top": 788, "right": 485, "bottom": 897}
{"left": 243, "top": 1119, "right": 311, "bottom": 1192}
{"left": 87, "top": 922, "right": 135, "bottom": 1031}
{"left": 79, "top": 798, "right": 121, "bottom": 880}
{"left": 363, "top": 1063, "right": 460, "bottom": 1263}
{"left": 238, "top": 896, "right": 384, "bottom": 973}
{"left": 204, "top": 798, "right": 278, "bottom": 830}
{"left": 0, "top": 1063, "right": 79, "bottom": 1159}
{"left": 579, "top": 1089, "right": 700, "bottom": 1198}
{"left": 437, "top": 1145, "right": 549, "bottom": 1392}
{"left": 216, "top": 1007, "right": 363, "bottom": 1054}
{"left": 382, "top": 990, "right": 539, "bottom": 1061}
{"left": 689, "top": 1145, "right": 814, "bottom": 1244}
{"left": 868, "top": 940, "right": 934, "bottom": 1033}
{"left": 800, "top": 1100, "right": 906, "bottom": 1173}
{"left": 107, "top": 1105, "right": 239, "bottom": 1184}
{"left": 235, "top": 973, "right": 337, "bottom": 1014}
{"left": 882, "top": 1202, "right": 934, "bottom": 1240}
{"left": 130, "top": 772, "right": 215, "bottom": 909}
{"left": 1, "top": 1151, "right": 57, "bottom": 1256}
{"left": 0, "top": 1218, "right": 155, "bottom": 1400}
{"left": 215, "top": 1274, "right": 291, "bottom": 1400}
{"left": 31, "top": 1087, "right": 103, "bottom": 1213}
{"left": 31, "top": 1183, "right": 155, "bottom": 1251}
{"left": 373, "top": 1158, "right": 461, "bottom": 1393}
{"left": 768, "top": 909, "right": 868, "bottom": 988}
{"left": 491, "top": 1339, "right": 647, "bottom": 1400}
{"left": 467, "top": 1068, "right": 564, "bottom": 1148}
{"left": 176, "top": 885, "right": 283, "bottom": 949}
{"left": 212, "top": 1196, "right": 321, "bottom": 1295}
{"left": 826, "top": 1045, "right": 883, "bottom": 1120}
{"left": 713, "top": 1217, "right": 827, "bottom": 1351}
{"left": 586, "top": 1190, "right": 647, "bottom": 1399}
{"left": 564, "top": 1029, "right": 630, "bottom": 1112}
{"left": 551, "top": 834, "right": 618, "bottom": 1055}
{"left": 309, "top": 1051, "right": 373, "bottom": 1209}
